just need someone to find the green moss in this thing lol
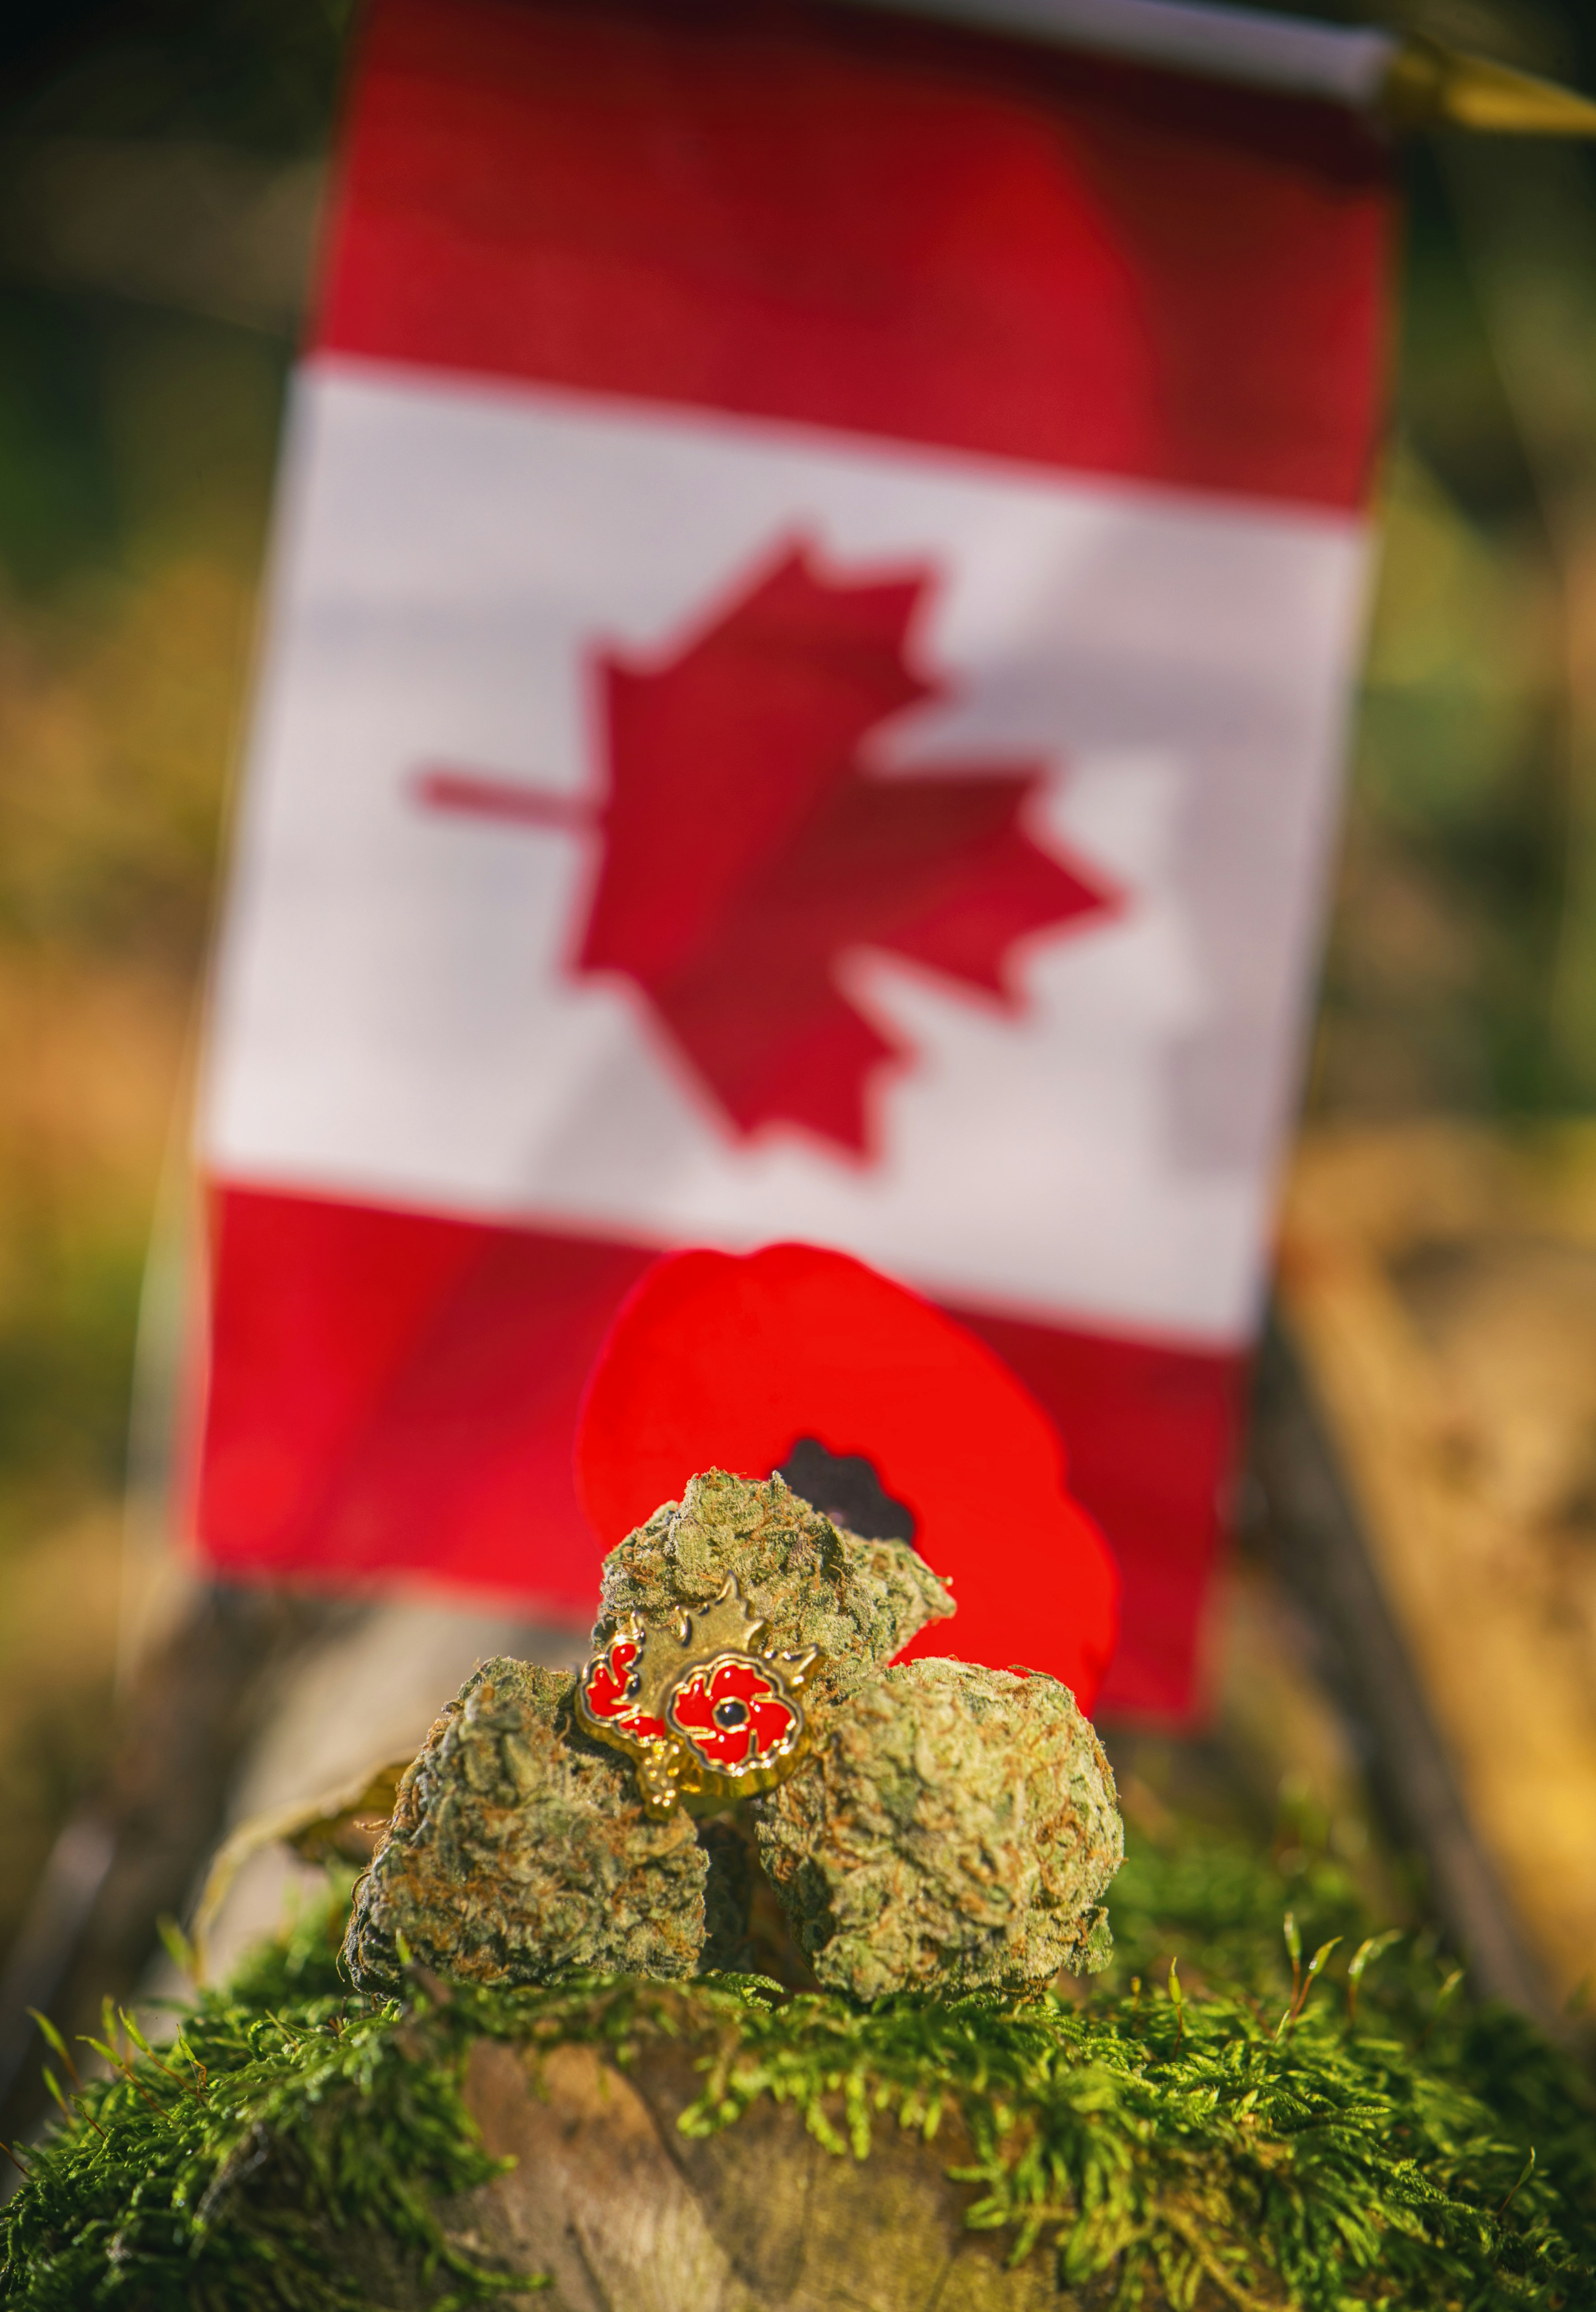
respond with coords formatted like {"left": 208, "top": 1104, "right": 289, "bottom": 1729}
{"left": 3, "top": 1830, "right": 1593, "bottom": 2311}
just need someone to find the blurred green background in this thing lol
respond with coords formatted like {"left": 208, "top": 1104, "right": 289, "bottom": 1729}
{"left": 0, "top": 0, "right": 349, "bottom": 1980}
{"left": 0, "top": 0, "right": 1594, "bottom": 1982}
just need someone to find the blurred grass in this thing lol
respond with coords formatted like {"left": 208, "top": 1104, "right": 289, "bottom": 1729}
{"left": 0, "top": 0, "right": 1595, "bottom": 1981}
{"left": 0, "top": 0, "right": 344, "bottom": 1972}
{"left": 1313, "top": 3, "right": 1596, "bottom": 1115}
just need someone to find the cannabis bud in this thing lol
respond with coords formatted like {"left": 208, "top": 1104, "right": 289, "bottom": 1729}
{"left": 756, "top": 1656, "right": 1121, "bottom": 1998}
{"left": 345, "top": 1468, "right": 1122, "bottom": 1997}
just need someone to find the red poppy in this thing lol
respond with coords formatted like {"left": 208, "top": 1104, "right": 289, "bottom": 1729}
{"left": 669, "top": 1655, "right": 799, "bottom": 1771}
{"left": 573, "top": 1242, "right": 1119, "bottom": 1711}
{"left": 581, "top": 1633, "right": 666, "bottom": 1741}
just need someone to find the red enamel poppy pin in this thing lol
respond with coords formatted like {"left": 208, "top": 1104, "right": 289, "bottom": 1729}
{"left": 576, "top": 1575, "right": 820, "bottom": 1818}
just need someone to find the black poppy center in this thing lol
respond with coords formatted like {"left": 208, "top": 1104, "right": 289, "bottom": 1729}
{"left": 776, "top": 1436, "right": 915, "bottom": 1542}
{"left": 713, "top": 1696, "right": 750, "bottom": 1731}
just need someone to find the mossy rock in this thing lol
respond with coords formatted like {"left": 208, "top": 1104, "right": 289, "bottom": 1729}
{"left": 5, "top": 1843, "right": 1596, "bottom": 2311}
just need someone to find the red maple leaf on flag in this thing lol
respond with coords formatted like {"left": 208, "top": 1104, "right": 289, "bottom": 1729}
{"left": 571, "top": 543, "right": 1119, "bottom": 1152}
{"left": 419, "top": 542, "right": 1121, "bottom": 1152}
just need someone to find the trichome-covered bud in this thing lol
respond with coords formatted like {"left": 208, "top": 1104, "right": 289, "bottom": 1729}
{"left": 754, "top": 1658, "right": 1123, "bottom": 2000}
{"left": 598, "top": 1468, "right": 953, "bottom": 1712}
{"left": 343, "top": 1659, "right": 705, "bottom": 1992}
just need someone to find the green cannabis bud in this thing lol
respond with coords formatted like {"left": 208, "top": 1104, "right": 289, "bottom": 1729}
{"left": 755, "top": 1658, "right": 1122, "bottom": 1998}
{"left": 597, "top": 1467, "right": 956, "bottom": 1710}
{"left": 343, "top": 1660, "right": 706, "bottom": 1990}
{"left": 344, "top": 1470, "right": 1123, "bottom": 2000}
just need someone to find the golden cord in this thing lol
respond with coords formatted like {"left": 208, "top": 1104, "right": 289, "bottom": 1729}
{"left": 1384, "top": 31, "right": 1596, "bottom": 136}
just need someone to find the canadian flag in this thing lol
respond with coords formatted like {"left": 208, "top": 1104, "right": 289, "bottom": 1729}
{"left": 195, "top": 0, "right": 1392, "bottom": 1718}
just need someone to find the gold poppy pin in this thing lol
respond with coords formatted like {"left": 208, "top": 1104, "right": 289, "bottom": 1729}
{"left": 576, "top": 1576, "right": 820, "bottom": 1819}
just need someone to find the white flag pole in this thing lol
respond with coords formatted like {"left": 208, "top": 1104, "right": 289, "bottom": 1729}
{"left": 834, "top": 0, "right": 1394, "bottom": 106}
{"left": 839, "top": 0, "right": 1596, "bottom": 134}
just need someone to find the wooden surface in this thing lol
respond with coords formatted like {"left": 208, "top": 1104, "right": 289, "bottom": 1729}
{"left": 1277, "top": 1124, "right": 1596, "bottom": 2011}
